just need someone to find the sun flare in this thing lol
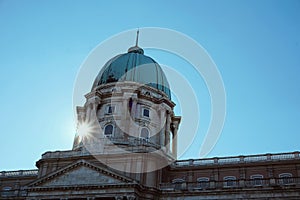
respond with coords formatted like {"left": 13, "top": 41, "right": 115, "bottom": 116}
{"left": 76, "top": 120, "right": 99, "bottom": 142}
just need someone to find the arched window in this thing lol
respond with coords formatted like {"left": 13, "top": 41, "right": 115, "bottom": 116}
{"left": 279, "top": 173, "right": 293, "bottom": 185}
{"left": 140, "top": 127, "right": 149, "bottom": 140}
{"left": 250, "top": 174, "right": 264, "bottom": 186}
{"left": 197, "top": 177, "right": 209, "bottom": 189}
{"left": 223, "top": 176, "right": 236, "bottom": 187}
{"left": 1, "top": 186, "right": 12, "bottom": 197}
{"left": 104, "top": 124, "right": 114, "bottom": 137}
{"left": 2, "top": 186, "right": 12, "bottom": 191}
{"left": 172, "top": 178, "right": 185, "bottom": 190}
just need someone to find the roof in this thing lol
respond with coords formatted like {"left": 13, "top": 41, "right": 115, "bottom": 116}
{"left": 91, "top": 46, "right": 171, "bottom": 99}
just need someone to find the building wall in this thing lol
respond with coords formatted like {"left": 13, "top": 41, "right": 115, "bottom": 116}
{"left": 1, "top": 151, "right": 300, "bottom": 199}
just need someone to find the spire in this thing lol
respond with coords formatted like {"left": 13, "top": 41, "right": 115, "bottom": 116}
{"left": 128, "top": 29, "right": 144, "bottom": 54}
{"left": 135, "top": 29, "right": 139, "bottom": 47}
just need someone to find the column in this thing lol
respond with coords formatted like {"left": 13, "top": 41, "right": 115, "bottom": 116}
{"left": 165, "top": 111, "right": 171, "bottom": 152}
{"left": 122, "top": 97, "right": 129, "bottom": 136}
{"left": 171, "top": 116, "right": 181, "bottom": 158}
{"left": 171, "top": 121, "right": 179, "bottom": 159}
{"left": 159, "top": 109, "right": 165, "bottom": 146}
{"left": 130, "top": 98, "right": 137, "bottom": 119}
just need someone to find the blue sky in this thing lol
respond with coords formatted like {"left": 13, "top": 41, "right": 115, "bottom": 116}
{"left": 0, "top": 0, "right": 299, "bottom": 170}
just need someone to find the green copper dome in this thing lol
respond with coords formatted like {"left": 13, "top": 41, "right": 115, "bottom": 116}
{"left": 92, "top": 46, "right": 171, "bottom": 99}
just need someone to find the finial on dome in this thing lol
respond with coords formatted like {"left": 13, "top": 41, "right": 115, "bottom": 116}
{"left": 135, "top": 29, "right": 139, "bottom": 47}
{"left": 128, "top": 29, "right": 144, "bottom": 54}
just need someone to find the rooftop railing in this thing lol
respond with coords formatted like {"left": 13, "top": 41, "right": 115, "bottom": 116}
{"left": 0, "top": 169, "right": 38, "bottom": 177}
{"left": 172, "top": 151, "right": 300, "bottom": 167}
{"left": 41, "top": 137, "right": 163, "bottom": 159}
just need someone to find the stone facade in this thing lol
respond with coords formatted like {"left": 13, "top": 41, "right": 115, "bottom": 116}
{"left": 1, "top": 150, "right": 300, "bottom": 199}
{"left": 1, "top": 44, "right": 300, "bottom": 199}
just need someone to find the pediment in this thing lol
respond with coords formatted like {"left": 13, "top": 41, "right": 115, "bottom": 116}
{"left": 29, "top": 160, "right": 133, "bottom": 187}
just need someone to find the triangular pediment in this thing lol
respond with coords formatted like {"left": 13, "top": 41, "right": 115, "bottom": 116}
{"left": 29, "top": 160, "right": 133, "bottom": 187}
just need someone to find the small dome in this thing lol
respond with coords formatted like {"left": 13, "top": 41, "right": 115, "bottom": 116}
{"left": 92, "top": 47, "right": 171, "bottom": 99}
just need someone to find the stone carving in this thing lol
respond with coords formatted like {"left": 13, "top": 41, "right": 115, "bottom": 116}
{"left": 39, "top": 165, "right": 121, "bottom": 187}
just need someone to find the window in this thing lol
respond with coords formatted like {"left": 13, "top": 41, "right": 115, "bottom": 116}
{"left": 104, "top": 124, "right": 114, "bottom": 137}
{"left": 279, "top": 173, "right": 293, "bottom": 185}
{"left": 128, "top": 98, "right": 133, "bottom": 110}
{"left": 223, "top": 176, "right": 236, "bottom": 187}
{"left": 140, "top": 128, "right": 149, "bottom": 141}
{"left": 106, "top": 105, "right": 115, "bottom": 114}
{"left": 2, "top": 187, "right": 12, "bottom": 191}
{"left": 142, "top": 108, "right": 150, "bottom": 117}
{"left": 172, "top": 178, "right": 185, "bottom": 190}
{"left": 1, "top": 187, "right": 12, "bottom": 197}
{"left": 250, "top": 174, "right": 264, "bottom": 186}
{"left": 197, "top": 177, "right": 209, "bottom": 189}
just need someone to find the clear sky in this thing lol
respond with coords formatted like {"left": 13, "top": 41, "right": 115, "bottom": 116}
{"left": 0, "top": 0, "right": 299, "bottom": 170}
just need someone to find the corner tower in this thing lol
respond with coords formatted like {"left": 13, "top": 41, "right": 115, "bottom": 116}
{"left": 72, "top": 35, "right": 181, "bottom": 173}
